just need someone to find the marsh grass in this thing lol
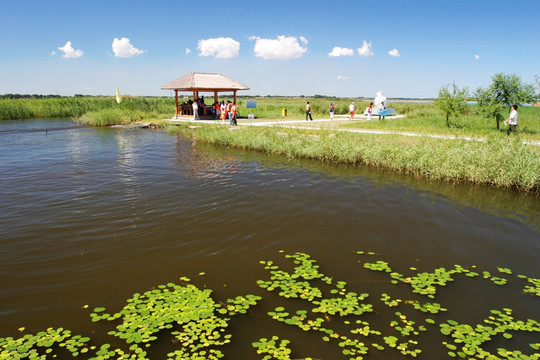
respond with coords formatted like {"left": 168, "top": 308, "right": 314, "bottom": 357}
{"left": 0, "top": 96, "right": 174, "bottom": 122}
{"left": 179, "top": 124, "right": 540, "bottom": 193}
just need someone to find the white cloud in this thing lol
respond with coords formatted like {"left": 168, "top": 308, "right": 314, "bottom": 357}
{"left": 185, "top": 48, "right": 192, "bottom": 55}
{"left": 337, "top": 75, "right": 348, "bottom": 80}
{"left": 197, "top": 37, "right": 240, "bottom": 59}
{"left": 388, "top": 48, "right": 401, "bottom": 57}
{"left": 329, "top": 46, "right": 354, "bottom": 57}
{"left": 57, "top": 41, "right": 83, "bottom": 58}
{"left": 474, "top": 54, "right": 480, "bottom": 60}
{"left": 112, "top": 37, "right": 145, "bottom": 58}
{"left": 251, "top": 35, "right": 308, "bottom": 60}
{"left": 357, "top": 40, "right": 374, "bottom": 57}
{"left": 50, "top": 51, "right": 56, "bottom": 56}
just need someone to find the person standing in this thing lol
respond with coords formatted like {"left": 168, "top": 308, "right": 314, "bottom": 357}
{"left": 306, "top": 101, "right": 313, "bottom": 121}
{"left": 504, "top": 104, "right": 519, "bottom": 136}
{"left": 192, "top": 99, "right": 199, "bottom": 120}
{"left": 378, "top": 102, "right": 386, "bottom": 120}
{"left": 230, "top": 102, "right": 238, "bottom": 125}
{"left": 226, "top": 101, "right": 234, "bottom": 125}
{"left": 367, "top": 103, "right": 373, "bottom": 121}
{"left": 329, "top": 103, "right": 335, "bottom": 120}
{"left": 349, "top": 102, "right": 355, "bottom": 120}
{"left": 220, "top": 101, "right": 226, "bottom": 124}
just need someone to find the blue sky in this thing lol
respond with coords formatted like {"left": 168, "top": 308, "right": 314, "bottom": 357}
{"left": 1, "top": 0, "right": 539, "bottom": 98}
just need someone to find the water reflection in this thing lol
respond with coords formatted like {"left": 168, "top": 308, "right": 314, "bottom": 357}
{"left": 0, "top": 121, "right": 538, "bottom": 360}
{"left": 193, "top": 141, "right": 540, "bottom": 229}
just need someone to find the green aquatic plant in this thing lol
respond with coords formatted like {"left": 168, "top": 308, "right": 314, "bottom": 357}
{"left": 0, "top": 327, "right": 91, "bottom": 359}
{"left": 90, "top": 280, "right": 260, "bottom": 360}
{"left": 440, "top": 308, "right": 540, "bottom": 359}
{"left": 380, "top": 293, "right": 402, "bottom": 307}
{"left": 521, "top": 276, "right": 540, "bottom": 297}
{"left": 252, "top": 336, "right": 294, "bottom": 360}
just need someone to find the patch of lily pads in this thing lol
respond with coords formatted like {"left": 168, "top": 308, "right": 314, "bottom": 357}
{"left": 1, "top": 278, "right": 261, "bottom": 360}
{"left": 254, "top": 251, "right": 539, "bottom": 360}
{"left": 1, "top": 251, "right": 538, "bottom": 360}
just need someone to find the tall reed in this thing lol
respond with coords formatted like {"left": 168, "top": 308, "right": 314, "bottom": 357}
{"left": 179, "top": 125, "right": 539, "bottom": 193}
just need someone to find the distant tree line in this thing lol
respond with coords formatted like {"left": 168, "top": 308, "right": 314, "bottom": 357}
{"left": 1, "top": 94, "right": 64, "bottom": 99}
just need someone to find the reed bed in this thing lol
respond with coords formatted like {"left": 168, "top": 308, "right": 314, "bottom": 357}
{"left": 178, "top": 125, "right": 540, "bottom": 193}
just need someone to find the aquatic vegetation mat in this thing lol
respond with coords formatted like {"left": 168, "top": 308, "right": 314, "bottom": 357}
{"left": 1, "top": 252, "right": 538, "bottom": 359}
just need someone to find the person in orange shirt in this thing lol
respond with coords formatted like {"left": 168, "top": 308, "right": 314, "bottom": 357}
{"left": 230, "top": 102, "right": 238, "bottom": 125}
{"left": 226, "top": 101, "right": 233, "bottom": 125}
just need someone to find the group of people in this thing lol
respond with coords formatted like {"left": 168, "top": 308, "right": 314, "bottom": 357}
{"left": 215, "top": 100, "right": 238, "bottom": 125}
{"left": 190, "top": 98, "right": 238, "bottom": 125}
{"left": 307, "top": 101, "right": 387, "bottom": 121}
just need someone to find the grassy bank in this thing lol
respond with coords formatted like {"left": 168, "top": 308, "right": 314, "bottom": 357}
{"left": 176, "top": 124, "right": 540, "bottom": 193}
{"left": 2, "top": 97, "right": 539, "bottom": 141}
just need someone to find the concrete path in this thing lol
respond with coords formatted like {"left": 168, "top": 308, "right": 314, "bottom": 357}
{"left": 167, "top": 117, "right": 540, "bottom": 147}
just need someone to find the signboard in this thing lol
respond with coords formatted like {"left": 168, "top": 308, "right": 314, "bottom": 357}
{"left": 246, "top": 100, "right": 257, "bottom": 109}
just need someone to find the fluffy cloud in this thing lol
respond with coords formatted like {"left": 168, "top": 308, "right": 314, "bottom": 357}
{"left": 197, "top": 37, "right": 240, "bottom": 59}
{"left": 57, "top": 41, "right": 83, "bottom": 58}
{"left": 357, "top": 40, "right": 374, "bottom": 57}
{"left": 250, "top": 35, "right": 308, "bottom": 60}
{"left": 474, "top": 54, "right": 480, "bottom": 60}
{"left": 388, "top": 48, "right": 401, "bottom": 57}
{"left": 329, "top": 46, "right": 354, "bottom": 57}
{"left": 185, "top": 48, "right": 192, "bottom": 55}
{"left": 337, "top": 75, "right": 348, "bottom": 80}
{"left": 112, "top": 37, "right": 145, "bottom": 58}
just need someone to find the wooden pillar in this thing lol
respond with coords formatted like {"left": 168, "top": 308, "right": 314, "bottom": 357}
{"left": 233, "top": 90, "right": 237, "bottom": 104}
{"left": 174, "top": 89, "right": 179, "bottom": 118}
{"left": 214, "top": 91, "right": 218, "bottom": 104}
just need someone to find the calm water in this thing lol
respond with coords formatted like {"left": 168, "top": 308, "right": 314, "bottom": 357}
{"left": 0, "top": 119, "right": 538, "bottom": 359}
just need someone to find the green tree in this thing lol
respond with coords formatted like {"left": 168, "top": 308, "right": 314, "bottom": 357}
{"left": 435, "top": 83, "right": 468, "bottom": 128}
{"left": 489, "top": 73, "right": 535, "bottom": 105}
{"left": 475, "top": 73, "right": 536, "bottom": 129}
{"left": 474, "top": 87, "right": 504, "bottom": 129}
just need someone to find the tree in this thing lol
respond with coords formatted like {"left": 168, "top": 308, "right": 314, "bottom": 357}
{"left": 475, "top": 73, "right": 536, "bottom": 129}
{"left": 474, "top": 87, "right": 504, "bottom": 129}
{"left": 435, "top": 83, "right": 468, "bottom": 128}
{"left": 489, "top": 73, "right": 535, "bottom": 105}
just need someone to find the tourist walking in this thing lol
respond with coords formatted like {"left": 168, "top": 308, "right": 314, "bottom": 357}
{"left": 230, "top": 102, "right": 238, "bottom": 125}
{"left": 226, "top": 101, "right": 233, "bottom": 125}
{"left": 367, "top": 103, "right": 373, "bottom": 121}
{"left": 192, "top": 99, "right": 199, "bottom": 120}
{"left": 306, "top": 101, "right": 313, "bottom": 121}
{"left": 329, "top": 103, "right": 335, "bottom": 120}
{"left": 504, "top": 104, "right": 519, "bottom": 136}
{"left": 220, "top": 101, "right": 226, "bottom": 124}
{"left": 349, "top": 102, "right": 355, "bottom": 120}
{"left": 378, "top": 102, "right": 386, "bottom": 120}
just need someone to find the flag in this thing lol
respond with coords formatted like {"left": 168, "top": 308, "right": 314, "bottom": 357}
{"left": 115, "top": 86, "right": 122, "bottom": 104}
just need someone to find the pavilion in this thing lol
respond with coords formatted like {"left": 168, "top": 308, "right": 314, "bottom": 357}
{"left": 161, "top": 72, "right": 250, "bottom": 119}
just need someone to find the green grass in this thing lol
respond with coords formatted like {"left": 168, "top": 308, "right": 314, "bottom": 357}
{"left": 177, "top": 124, "right": 540, "bottom": 193}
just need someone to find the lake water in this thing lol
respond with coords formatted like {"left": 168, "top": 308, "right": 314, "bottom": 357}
{"left": 0, "top": 119, "right": 538, "bottom": 359}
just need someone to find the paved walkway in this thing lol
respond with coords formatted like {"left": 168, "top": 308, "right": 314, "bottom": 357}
{"left": 167, "top": 117, "right": 540, "bottom": 147}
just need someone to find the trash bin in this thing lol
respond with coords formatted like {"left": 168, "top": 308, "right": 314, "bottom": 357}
{"left": 282, "top": 108, "right": 287, "bottom": 116}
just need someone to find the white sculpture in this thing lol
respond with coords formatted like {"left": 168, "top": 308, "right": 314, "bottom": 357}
{"left": 374, "top": 91, "right": 387, "bottom": 107}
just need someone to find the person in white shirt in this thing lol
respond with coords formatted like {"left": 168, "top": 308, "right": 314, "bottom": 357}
{"left": 349, "top": 102, "right": 355, "bottom": 120}
{"left": 504, "top": 104, "right": 518, "bottom": 136}
{"left": 378, "top": 102, "right": 386, "bottom": 120}
{"left": 192, "top": 100, "right": 199, "bottom": 120}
